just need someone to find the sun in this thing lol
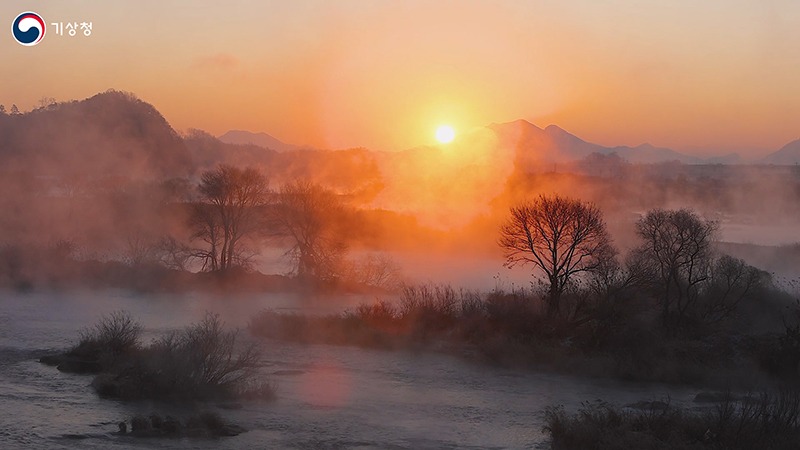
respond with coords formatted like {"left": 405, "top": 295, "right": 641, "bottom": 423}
{"left": 435, "top": 125, "right": 456, "bottom": 144}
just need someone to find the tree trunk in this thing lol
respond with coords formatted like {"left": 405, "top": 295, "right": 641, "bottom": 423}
{"left": 547, "top": 277, "right": 560, "bottom": 316}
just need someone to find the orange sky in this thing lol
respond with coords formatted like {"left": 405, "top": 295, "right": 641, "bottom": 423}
{"left": 2, "top": 1, "right": 799, "bottom": 155}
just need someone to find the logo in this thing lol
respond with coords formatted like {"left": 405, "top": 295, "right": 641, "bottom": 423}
{"left": 12, "top": 11, "right": 45, "bottom": 46}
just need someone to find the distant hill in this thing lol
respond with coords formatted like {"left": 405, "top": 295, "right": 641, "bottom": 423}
{"left": 488, "top": 119, "right": 702, "bottom": 166}
{"left": 218, "top": 130, "right": 299, "bottom": 152}
{"left": 185, "top": 130, "right": 382, "bottom": 200}
{"left": 220, "top": 119, "right": 800, "bottom": 167}
{"left": 5, "top": 89, "right": 797, "bottom": 186}
{"left": 184, "top": 129, "right": 277, "bottom": 172}
{"left": 0, "top": 90, "right": 192, "bottom": 178}
{"left": 762, "top": 139, "right": 800, "bottom": 165}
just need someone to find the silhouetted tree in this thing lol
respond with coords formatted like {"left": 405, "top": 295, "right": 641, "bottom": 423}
{"left": 700, "top": 254, "right": 766, "bottom": 324}
{"left": 634, "top": 208, "right": 717, "bottom": 333}
{"left": 9, "top": 104, "right": 20, "bottom": 115}
{"left": 587, "top": 249, "right": 652, "bottom": 306}
{"left": 499, "top": 195, "right": 614, "bottom": 315}
{"left": 156, "top": 236, "right": 193, "bottom": 271}
{"left": 190, "top": 165, "right": 270, "bottom": 271}
{"left": 271, "top": 181, "right": 348, "bottom": 282}
{"left": 35, "top": 97, "right": 57, "bottom": 110}
{"left": 190, "top": 202, "right": 223, "bottom": 271}
{"left": 122, "top": 233, "right": 159, "bottom": 267}
{"left": 0, "top": 105, "right": 6, "bottom": 115}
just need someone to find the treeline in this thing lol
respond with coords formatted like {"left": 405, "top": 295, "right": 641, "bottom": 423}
{"left": 251, "top": 195, "right": 800, "bottom": 385}
{"left": 178, "top": 165, "right": 401, "bottom": 288}
{"left": 498, "top": 195, "right": 772, "bottom": 336}
{"left": 0, "top": 164, "right": 401, "bottom": 292}
{"left": 544, "top": 391, "right": 800, "bottom": 450}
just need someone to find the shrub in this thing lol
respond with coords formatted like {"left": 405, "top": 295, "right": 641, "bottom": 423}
{"left": 71, "top": 310, "right": 142, "bottom": 363}
{"left": 544, "top": 390, "right": 800, "bottom": 450}
{"left": 57, "top": 312, "right": 269, "bottom": 402}
{"left": 398, "top": 284, "right": 459, "bottom": 325}
{"left": 131, "top": 414, "right": 151, "bottom": 433}
{"left": 340, "top": 253, "right": 403, "bottom": 290}
{"left": 145, "top": 312, "right": 261, "bottom": 399}
{"left": 353, "top": 300, "right": 397, "bottom": 325}
{"left": 246, "top": 280, "right": 794, "bottom": 385}
{"left": 121, "top": 411, "right": 244, "bottom": 438}
{"left": 484, "top": 289, "right": 549, "bottom": 341}
{"left": 761, "top": 302, "right": 800, "bottom": 378}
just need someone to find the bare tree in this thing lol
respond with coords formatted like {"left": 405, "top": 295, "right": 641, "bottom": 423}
{"left": 342, "top": 253, "right": 403, "bottom": 290}
{"left": 700, "top": 254, "right": 767, "bottom": 324}
{"left": 190, "top": 165, "right": 270, "bottom": 271}
{"left": 270, "top": 181, "right": 349, "bottom": 282}
{"left": 588, "top": 249, "right": 652, "bottom": 305}
{"left": 155, "top": 236, "right": 193, "bottom": 271}
{"left": 189, "top": 202, "right": 224, "bottom": 271}
{"left": 634, "top": 208, "right": 717, "bottom": 332}
{"left": 499, "top": 195, "right": 614, "bottom": 315}
{"left": 121, "top": 233, "right": 158, "bottom": 267}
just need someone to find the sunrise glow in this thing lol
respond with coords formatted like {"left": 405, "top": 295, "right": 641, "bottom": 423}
{"left": 3, "top": 2, "right": 800, "bottom": 448}
{"left": 435, "top": 125, "right": 456, "bottom": 144}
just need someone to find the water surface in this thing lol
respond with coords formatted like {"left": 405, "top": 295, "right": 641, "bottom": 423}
{"left": 1, "top": 289, "right": 703, "bottom": 449}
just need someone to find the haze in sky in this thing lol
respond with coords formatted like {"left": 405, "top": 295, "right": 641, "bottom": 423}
{"left": 2, "top": 0, "right": 799, "bottom": 155}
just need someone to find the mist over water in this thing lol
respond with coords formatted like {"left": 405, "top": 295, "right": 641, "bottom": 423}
{"left": 1, "top": 93, "right": 798, "bottom": 281}
{"left": 1, "top": 290, "right": 705, "bottom": 449}
{"left": 0, "top": 92, "right": 799, "bottom": 449}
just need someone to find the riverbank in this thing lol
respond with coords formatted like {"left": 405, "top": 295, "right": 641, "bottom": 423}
{"left": 1, "top": 255, "right": 389, "bottom": 296}
{"left": 0, "top": 289, "right": 765, "bottom": 448}
{"left": 544, "top": 389, "right": 800, "bottom": 450}
{"left": 249, "top": 285, "right": 798, "bottom": 389}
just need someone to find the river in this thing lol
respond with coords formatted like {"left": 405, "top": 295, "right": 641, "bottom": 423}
{"left": 1, "top": 289, "right": 705, "bottom": 449}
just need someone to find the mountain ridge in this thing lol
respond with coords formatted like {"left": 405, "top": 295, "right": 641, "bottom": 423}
{"left": 223, "top": 119, "right": 800, "bottom": 165}
{"left": 218, "top": 130, "right": 299, "bottom": 153}
{"left": 489, "top": 119, "right": 703, "bottom": 165}
{"left": 762, "top": 138, "right": 800, "bottom": 165}
{"left": 0, "top": 90, "right": 192, "bottom": 178}
{"left": 4, "top": 90, "right": 799, "bottom": 173}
